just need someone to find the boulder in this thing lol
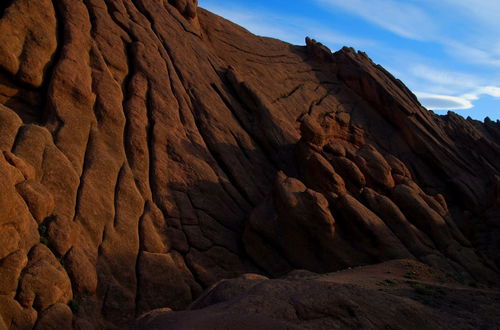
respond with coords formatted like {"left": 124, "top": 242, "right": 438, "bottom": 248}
{"left": 354, "top": 145, "right": 395, "bottom": 189}
{"left": 16, "top": 245, "right": 72, "bottom": 312}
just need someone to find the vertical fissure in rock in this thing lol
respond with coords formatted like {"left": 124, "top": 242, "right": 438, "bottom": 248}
{"left": 72, "top": 126, "right": 94, "bottom": 222}
{"left": 105, "top": 1, "right": 132, "bottom": 38}
{"left": 190, "top": 98, "right": 255, "bottom": 209}
{"left": 134, "top": 200, "right": 148, "bottom": 317}
{"left": 210, "top": 82, "right": 280, "bottom": 172}
{"left": 144, "top": 83, "right": 160, "bottom": 211}
{"left": 121, "top": 41, "right": 137, "bottom": 171}
{"left": 162, "top": 1, "right": 201, "bottom": 38}
{"left": 216, "top": 77, "right": 291, "bottom": 173}
{"left": 112, "top": 164, "right": 125, "bottom": 228}
{"left": 82, "top": 0, "right": 98, "bottom": 39}
{"left": 41, "top": 0, "right": 67, "bottom": 125}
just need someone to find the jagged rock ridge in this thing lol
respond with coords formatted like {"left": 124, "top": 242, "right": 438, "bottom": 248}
{"left": 0, "top": 0, "right": 499, "bottom": 329}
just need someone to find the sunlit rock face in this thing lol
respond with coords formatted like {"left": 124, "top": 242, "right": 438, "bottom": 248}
{"left": 0, "top": 1, "right": 499, "bottom": 328}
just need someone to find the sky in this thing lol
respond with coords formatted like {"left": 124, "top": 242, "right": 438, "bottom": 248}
{"left": 199, "top": 0, "right": 500, "bottom": 121}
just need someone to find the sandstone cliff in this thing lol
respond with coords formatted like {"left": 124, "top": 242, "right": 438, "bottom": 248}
{"left": 0, "top": 0, "right": 499, "bottom": 329}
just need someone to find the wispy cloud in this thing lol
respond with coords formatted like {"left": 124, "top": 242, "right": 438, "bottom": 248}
{"left": 443, "top": 41, "right": 500, "bottom": 68}
{"left": 462, "top": 86, "right": 500, "bottom": 101}
{"left": 409, "top": 64, "right": 481, "bottom": 93}
{"left": 433, "top": 0, "right": 500, "bottom": 29}
{"left": 314, "top": 0, "right": 436, "bottom": 40}
{"left": 435, "top": 0, "right": 500, "bottom": 65}
{"left": 415, "top": 92, "right": 473, "bottom": 110}
{"left": 316, "top": 0, "right": 500, "bottom": 68}
{"left": 410, "top": 65, "right": 500, "bottom": 111}
{"left": 415, "top": 84, "right": 500, "bottom": 112}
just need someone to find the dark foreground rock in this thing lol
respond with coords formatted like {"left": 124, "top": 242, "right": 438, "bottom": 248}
{"left": 130, "top": 260, "right": 500, "bottom": 330}
{"left": 132, "top": 280, "right": 445, "bottom": 330}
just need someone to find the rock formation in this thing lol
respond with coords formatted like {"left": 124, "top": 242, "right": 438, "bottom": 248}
{"left": 0, "top": 0, "right": 499, "bottom": 329}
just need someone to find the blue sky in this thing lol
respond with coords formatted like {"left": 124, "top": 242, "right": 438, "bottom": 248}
{"left": 199, "top": 0, "right": 500, "bottom": 121}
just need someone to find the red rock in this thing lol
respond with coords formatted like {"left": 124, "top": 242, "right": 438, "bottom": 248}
{"left": 168, "top": 0, "right": 198, "bottom": 19}
{"left": 323, "top": 140, "right": 347, "bottom": 157}
{"left": 0, "top": 0, "right": 57, "bottom": 88}
{"left": 296, "top": 142, "right": 346, "bottom": 196}
{"left": 16, "top": 245, "right": 72, "bottom": 312}
{"left": 355, "top": 145, "right": 395, "bottom": 189}
{"left": 0, "top": 251, "right": 28, "bottom": 295}
{"left": 392, "top": 184, "right": 454, "bottom": 248}
{"left": 362, "top": 187, "right": 435, "bottom": 257}
{"left": 0, "top": 226, "right": 19, "bottom": 260}
{"left": 136, "top": 251, "right": 194, "bottom": 314}
{"left": 0, "top": 1, "right": 499, "bottom": 328}
{"left": 64, "top": 246, "right": 97, "bottom": 296}
{"left": 15, "top": 180, "right": 55, "bottom": 224}
{"left": 0, "top": 296, "right": 37, "bottom": 330}
{"left": 245, "top": 172, "right": 341, "bottom": 274}
{"left": 334, "top": 194, "right": 412, "bottom": 260}
{"left": 328, "top": 155, "right": 366, "bottom": 192}
{"left": 3, "top": 151, "right": 35, "bottom": 181}
{"left": 299, "top": 114, "right": 326, "bottom": 147}
{"left": 33, "top": 303, "right": 73, "bottom": 330}
{"left": 386, "top": 154, "right": 412, "bottom": 178}
{"left": 0, "top": 105, "right": 22, "bottom": 150}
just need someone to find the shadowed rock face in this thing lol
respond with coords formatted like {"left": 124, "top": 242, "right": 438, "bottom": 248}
{"left": 130, "top": 261, "right": 500, "bottom": 330}
{"left": 131, "top": 276, "right": 449, "bottom": 330}
{"left": 0, "top": 1, "right": 499, "bottom": 329}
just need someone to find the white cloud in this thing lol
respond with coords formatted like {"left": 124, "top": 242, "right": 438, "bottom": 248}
{"left": 433, "top": 0, "right": 500, "bottom": 29}
{"left": 402, "top": 63, "right": 500, "bottom": 104}
{"left": 415, "top": 86, "right": 500, "bottom": 112}
{"left": 462, "top": 86, "right": 500, "bottom": 101}
{"left": 415, "top": 92, "right": 473, "bottom": 110}
{"left": 409, "top": 64, "right": 480, "bottom": 92}
{"left": 314, "top": 0, "right": 436, "bottom": 40}
{"left": 478, "top": 86, "right": 500, "bottom": 98}
{"left": 410, "top": 64, "right": 500, "bottom": 111}
{"left": 316, "top": 0, "right": 500, "bottom": 69}
{"left": 443, "top": 41, "right": 500, "bottom": 68}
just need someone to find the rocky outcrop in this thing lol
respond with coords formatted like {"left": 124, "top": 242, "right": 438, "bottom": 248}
{"left": 245, "top": 114, "right": 497, "bottom": 283}
{"left": 244, "top": 172, "right": 339, "bottom": 275}
{"left": 0, "top": 0, "right": 499, "bottom": 329}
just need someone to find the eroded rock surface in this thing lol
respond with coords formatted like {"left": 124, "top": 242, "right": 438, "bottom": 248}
{"left": 0, "top": 0, "right": 499, "bottom": 328}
